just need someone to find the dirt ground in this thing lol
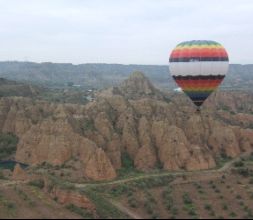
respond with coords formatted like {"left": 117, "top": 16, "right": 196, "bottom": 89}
{"left": 0, "top": 184, "right": 82, "bottom": 219}
{"left": 118, "top": 163, "right": 253, "bottom": 219}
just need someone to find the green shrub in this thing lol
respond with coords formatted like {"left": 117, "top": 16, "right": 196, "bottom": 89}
{"left": 233, "top": 161, "right": 245, "bottom": 168}
{"left": 144, "top": 201, "right": 154, "bottom": 215}
{"left": 209, "top": 211, "right": 216, "bottom": 217}
{"left": 128, "top": 197, "right": 139, "bottom": 208}
{"left": 66, "top": 204, "right": 93, "bottom": 219}
{"left": 198, "top": 190, "right": 205, "bottom": 194}
{"left": 0, "top": 133, "right": 18, "bottom": 160}
{"left": 0, "top": 170, "right": 5, "bottom": 179}
{"left": 6, "top": 202, "right": 16, "bottom": 210}
{"left": 29, "top": 179, "right": 45, "bottom": 189}
{"left": 229, "top": 212, "right": 237, "bottom": 218}
{"left": 82, "top": 119, "right": 96, "bottom": 132}
{"left": 215, "top": 189, "right": 221, "bottom": 193}
{"left": 236, "top": 195, "right": 242, "bottom": 200}
{"left": 249, "top": 178, "right": 253, "bottom": 184}
{"left": 193, "top": 183, "right": 202, "bottom": 189}
{"left": 222, "top": 203, "right": 228, "bottom": 210}
{"left": 188, "top": 209, "right": 196, "bottom": 216}
{"left": 204, "top": 204, "right": 212, "bottom": 211}
{"left": 183, "top": 193, "right": 192, "bottom": 204}
{"left": 236, "top": 168, "right": 253, "bottom": 177}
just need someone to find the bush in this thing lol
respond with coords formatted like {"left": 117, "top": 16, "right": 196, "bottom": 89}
{"left": 233, "top": 161, "right": 245, "bottom": 168}
{"left": 0, "top": 133, "right": 18, "bottom": 160}
{"left": 222, "top": 203, "right": 228, "bottom": 210}
{"left": 215, "top": 189, "right": 221, "bottom": 194}
{"left": 236, "top": 195, "right": 242, "bottom": 200}
{"left": 249, "top": 178, "right": 253, "bottom": 184}
{"left": 144, "top": 201, "right": 154, "bottom": 215}
{"left": 204, "top": 204, "right": 212, "bottom": 211}
{"left": 121, "top": 152, "right": 134, "bottom": 170}
{"left": 82, "top": 119, "right": 96, "bottom": 132}
{"left": 236, "top": 168, "right": 253, "bottom": 177}
{"left": 117, "top": 152, "right": 136, "bottom": 176}
{"left": 128, "top": 197, "right": 139, "bottom": 208}
{"left": 66, "top": 204, "right": 93, "bottom": 219}
{"left": 109, "top": 185, "right": 132, "bottom": 197}
{"left": 230, "top": 212, "right": 237, "bottom": 218}
{"left": 183, "top": 193, "right": 192, "bottom": 204}
{"left": 29, "top": 179, "right": 45, "bottom": 189}
{"left": 6, "top": 202, "right": 16, "bottom": 210}
{"left": 0, "top": 170, "right": 5, "bottom": 179}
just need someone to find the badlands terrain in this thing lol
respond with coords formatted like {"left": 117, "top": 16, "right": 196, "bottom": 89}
{"left": 0, "top": 72, "right": 253, "bottom": 219}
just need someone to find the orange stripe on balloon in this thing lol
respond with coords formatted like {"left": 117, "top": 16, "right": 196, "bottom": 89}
{"left": 170, "top": 48, "right": 228, "bottom": 59}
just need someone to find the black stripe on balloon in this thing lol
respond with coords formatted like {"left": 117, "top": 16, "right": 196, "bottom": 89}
{"left": 169, "top": 57, "right": 229, "bottom": 62}
{"left": 172, "top": 75, "right": 225, "bottom": 80}
{"left": 193, "top": 101, "right": 204, "bottom": 107}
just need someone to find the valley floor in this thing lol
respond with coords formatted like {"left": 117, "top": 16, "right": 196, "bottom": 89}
{"left": 1, "top": 153, "right": 253, "bottom": 219}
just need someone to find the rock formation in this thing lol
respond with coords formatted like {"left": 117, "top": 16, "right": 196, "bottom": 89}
{"left": 1, "top": 72, "right": 253, "bottom": 181}
{"left": 12, "top": 164, "right": 28, "bottom": 181}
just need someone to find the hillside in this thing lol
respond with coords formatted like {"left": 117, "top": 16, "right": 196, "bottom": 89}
{"left": 0, "top": 78, "right": 42, "bottom": 98}
{"left": 0, "top": 62, "right": 253, "bottom": 90}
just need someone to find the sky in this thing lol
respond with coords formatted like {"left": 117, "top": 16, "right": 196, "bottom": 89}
{"left": 0, "top": 0, "right": 252, "bottom": 65}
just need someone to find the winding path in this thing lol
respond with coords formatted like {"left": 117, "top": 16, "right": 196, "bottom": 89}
{"left": 75, "top": 153, "right": 250, "bottom": 219}
{"left": 75, "top": 153, "right": 249, "bottom": 189}
{"left": 0, "top": 153, "right": 250, "bottom": 219}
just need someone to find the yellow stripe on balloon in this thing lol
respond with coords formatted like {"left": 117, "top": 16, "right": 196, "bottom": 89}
{"left": 183, "top": 88, "right": 216, "bottom": 92}
{"left": 175, "top": 45, "right": 223, "bottom": 50}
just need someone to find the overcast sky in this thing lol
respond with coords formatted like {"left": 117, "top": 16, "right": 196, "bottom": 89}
{"left": 0, "top": 0, "right": 252, "bottom": 65}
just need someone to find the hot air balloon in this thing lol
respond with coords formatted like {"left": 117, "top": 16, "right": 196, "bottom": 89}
{"left": 169, "top": 40, "right": 229, "bottom": 111}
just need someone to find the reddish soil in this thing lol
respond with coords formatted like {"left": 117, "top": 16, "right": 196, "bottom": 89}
{"left": 0, "top": 184, "right": 82, "bottom": 219}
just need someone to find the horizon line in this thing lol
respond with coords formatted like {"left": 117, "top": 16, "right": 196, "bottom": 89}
{"left": 0, "top": 60, "right": 251, "bottom": 66}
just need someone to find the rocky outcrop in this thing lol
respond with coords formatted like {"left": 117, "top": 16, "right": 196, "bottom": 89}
{"left": 50, "top": 188, "right": 96, "bottom": 214}
{"left": 12, "top": 164, "right": 28, "bottom": 181}
{"left": 43, "top": 177, "right": 98, "bottom": 218}
{"left": 84, "top": 148, "right": 117, "bottom": 181}
{"left": 116, "top": 71, "right": 165, "bottom": 100}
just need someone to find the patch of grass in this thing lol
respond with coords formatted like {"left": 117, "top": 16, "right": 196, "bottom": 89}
{"left": 66, "top": 204, "right": 94, "bottom": 219}
{"left": 14, "top": 187, "right": 36, "bottom": 207}
{"left": 0, "top": 191, "right": 16, "bottom": 215}
{"left": 162, "top": 187, "right": 174, "bottom": 211}
{"left": 143, "top": 191, "right": 159, "bottom": 217}
{"left": 81, "top": 189, "right": 129, "bottom": 219}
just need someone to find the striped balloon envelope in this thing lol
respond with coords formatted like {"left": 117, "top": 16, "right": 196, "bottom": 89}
{"left": 169, "top": 40, "right": 229, "bottom": 109}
